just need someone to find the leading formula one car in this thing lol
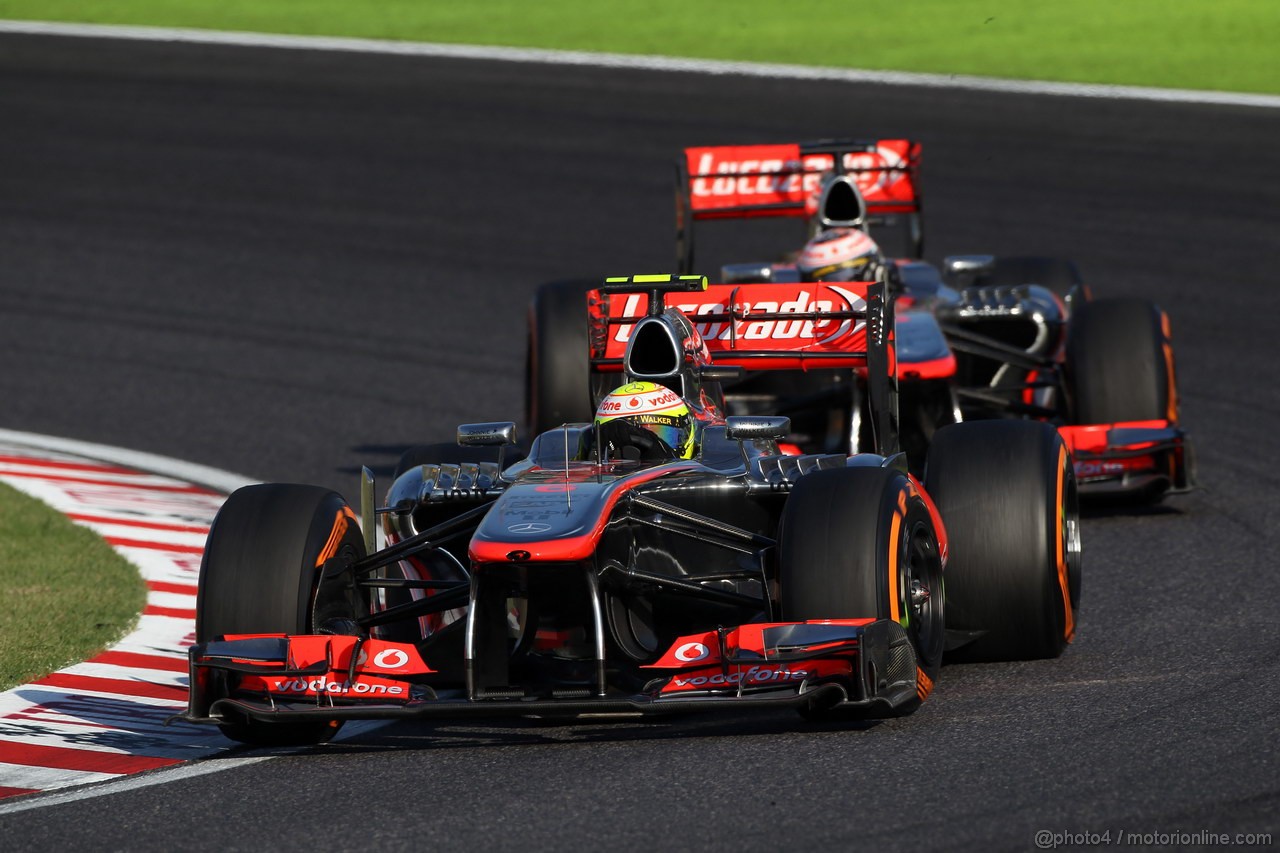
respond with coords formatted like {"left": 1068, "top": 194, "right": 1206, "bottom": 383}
{"left": 183, "top": 273, "right": 1080, "bottom": 746}
{"left": 526, "top": 139, "right": 1193, "bottom": 503}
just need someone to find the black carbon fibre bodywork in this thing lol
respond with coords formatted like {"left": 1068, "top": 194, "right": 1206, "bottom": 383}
{"left": 182, "top": 275, "right": 931, "bottom": 727}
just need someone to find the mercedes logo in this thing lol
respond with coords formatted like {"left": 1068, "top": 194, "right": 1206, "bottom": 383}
{"left": 507, "top": 522, "right": 552, "bottom": 533}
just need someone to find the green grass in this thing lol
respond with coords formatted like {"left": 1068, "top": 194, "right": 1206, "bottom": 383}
{"left": 0, "top": 481, "right": 146, "bottom": 691}
{"left": 1, "top": 0, "right": 1277, "bottom": 94}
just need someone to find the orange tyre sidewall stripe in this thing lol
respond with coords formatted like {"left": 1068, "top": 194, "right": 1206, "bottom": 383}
{"left": 1161, "top": 311, "right": 1178, "bottom": 422}
{"left": 888, "top": 489, "right": 906, "bottom": 624}
{"left": 315, "top": 510, "right": 349, "bottom": 568}
{"left": 1056, "top": 446, "right": 1075, "bottom": 642}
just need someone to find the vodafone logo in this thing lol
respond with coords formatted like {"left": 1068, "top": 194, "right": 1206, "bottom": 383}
{"left": 671, "top": 666, "right": 809, "bottom": 688}
{"left": 600, "top": 386, "right": 684, "bottom": 416}
{"left": 357, "top": 647, "right": 413, "bottom": 669}
{"left": 373, "top": 649, "right": 410, "bottom": 669}
{"left": 675, "top": 642, "right": 710, "bottom": 662}
{"left": 270, "top": 677, "right": 404, "bottom": 696}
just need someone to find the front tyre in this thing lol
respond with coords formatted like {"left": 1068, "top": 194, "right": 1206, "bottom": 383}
{"left": 779, "top": 466, "right": 944, "bottom": 714}
{"left": 197, "top": 484, "right": 368, "bottom": 745}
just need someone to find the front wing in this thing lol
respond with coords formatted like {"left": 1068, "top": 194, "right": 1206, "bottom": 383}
{"left": 1060, "top": 419, "right": 1194, "bottom": 500}
{"left": 179, "top": 619, "right": 927, "bottom": 726}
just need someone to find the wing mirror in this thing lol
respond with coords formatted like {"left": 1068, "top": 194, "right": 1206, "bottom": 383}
{"left": 457, "top": 422, "right": 518, "bottom": 447}
{"left": 944, "top": 254, "right": 996, "bottom": 280}
{"left": 725, "top": 416, "right": 791, "bottom": 442}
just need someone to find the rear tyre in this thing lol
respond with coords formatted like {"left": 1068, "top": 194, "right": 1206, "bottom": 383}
{"left": 779, "top": 467, "right": 944, "bottom": 714}
{"left": 925, "top": 421, "right": 1080, "bottom": 662}
{"left": 525, "top": 280, "right": 600, "bottom": 438}
{"left": 197, "top": 484, "right": 367, "bottom": 745}
{"left": 1066, "top": 297, "right": 1173, "bottom": 425}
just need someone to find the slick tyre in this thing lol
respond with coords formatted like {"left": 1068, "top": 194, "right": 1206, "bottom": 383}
{"left": 1066, "top": 297, "right": 1174, "bottom": 425}
{"left": 924, "top": 421, "right": 1080, "bottom": 662}
{"left": 779, "top": 466, "right": 944, "bottom": 715}
{"left": 525, "top": 280, "right": 599, "bottom": 438}
{"left": 197, "top": 484, "right": 367, "bottom": 746}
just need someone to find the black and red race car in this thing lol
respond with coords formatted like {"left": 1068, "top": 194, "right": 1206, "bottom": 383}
{"left": 526, "top": 139, "right": 1193, "bottom": 502}
{"left": 183, "top": 274, "right": 1080, "bottom": 746}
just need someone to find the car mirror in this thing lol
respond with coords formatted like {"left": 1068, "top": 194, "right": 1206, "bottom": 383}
{"left": 944, "top": 254, "right": 996, "bottom": 278}
{"left": 457, "top": 422, "right": 518, "bottom": 447}
{"left": 725, "top": 416, "right": 790, "bottom": 442}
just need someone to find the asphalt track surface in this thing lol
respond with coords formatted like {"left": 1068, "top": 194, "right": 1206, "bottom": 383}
{"left": 1, "top": 33, "right": 1278, "bottom": 852}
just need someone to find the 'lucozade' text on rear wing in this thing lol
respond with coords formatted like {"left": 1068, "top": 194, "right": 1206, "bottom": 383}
{"left": 675, "top": 138, "right": 923, "bottom": 272}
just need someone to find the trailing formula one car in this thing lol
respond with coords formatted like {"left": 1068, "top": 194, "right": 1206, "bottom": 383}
{"left": 526, "top": 139, "right": 1193, "bottom": 502}
{"left": 184, "top": 274, "right": 1080, "bottom": 746}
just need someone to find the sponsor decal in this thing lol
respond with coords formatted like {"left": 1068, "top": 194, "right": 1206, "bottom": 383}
{"left": 596, "top": 386, "right": 683, "bottom": 415}
{"left": 269, "top": 676, "right": 404, "bottom": 696}
{"left": 690, "top": 152, "right": 800, "bottom": 199}
{"left": 674, "top": 642, "right": 710, "bottom": 662}
{"left": 1074, "top": 460, "right": 1127, "bottom": 477}
{"left": 434, "top": 487, "right": 486, "bottom": 500}
{"left": 501, "top": 493, "right": 574, "bottom": 523}
{"left": 353, "top": 645, "right": 432, "bottom": 671}
{"left": 688, "top": 146, "right": 910, "bottom": 203}
{"left": 610, "top": 287, "right": 865, "bottom": 346}
{"left": 507, "top": 522, "right": 552, "bottom": 533}
{"left": 373, "top": 649, "right": 410, "bottom": 669}
{"left": 670, "top": 666, "right": 810, "bottom": 689}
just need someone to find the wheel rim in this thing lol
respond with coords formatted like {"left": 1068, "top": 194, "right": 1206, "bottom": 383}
{"left": 901, "top": 518, "right": 944, "bottom": 667}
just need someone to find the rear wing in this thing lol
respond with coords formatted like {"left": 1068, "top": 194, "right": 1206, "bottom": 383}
{"left": 675, "top": 138, "right": 923, "bottom": 272}
{"left": 588, "top": 274, "right": 901, "bottom": 456}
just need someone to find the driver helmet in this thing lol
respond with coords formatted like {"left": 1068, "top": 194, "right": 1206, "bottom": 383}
{"left": 594, "top": 382, "right": 696, "bottom": 461}
{"left": 797, "top": 228, "right": 883, "bottom": 282}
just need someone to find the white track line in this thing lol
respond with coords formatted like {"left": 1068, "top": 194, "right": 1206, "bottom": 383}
{"left": 0, "top": 428, "right": 256, "bottom": 494}
{"left": 0, "top": 757, "right": 274, "bottom": 816}
{"left": 1, "top": 19, "right": 1277, "bottom": 110}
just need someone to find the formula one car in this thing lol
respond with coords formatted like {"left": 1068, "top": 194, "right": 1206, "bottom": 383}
{"left": 184, "top": 274, "right": 1080, "bottom": 746}
{"left": 526, "top": 139, "right": 1193, "bottom": 502}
